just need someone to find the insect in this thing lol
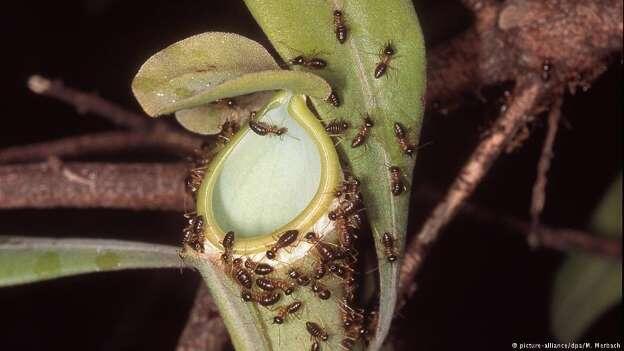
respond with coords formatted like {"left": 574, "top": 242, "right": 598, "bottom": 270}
{"left": 374, "top": 42, "right": 396, "bottom": 79}
{"left": 333, "top": 10, "right": 348, "bottom": 43}
{"left": 288, "top": 268, "right": 311, "bottom": 286}
{"left": 249, "top": 120, "right": 288, "bottom": 137}
{"left": 311, "top": 280, "right": 331, "bottom": 300}
{"left": 272, "top": 301, "right": 303, "bottom": 324}
{"left": 327, "top": 262, "right": 352, "bottom": 279}
{"left": 336, "top": 218, "right": 358, "bottom": 249}
{"left": 220, "top": 231, "right": 235, "bottom": 266}
{"left": 313, "top": 261, "right": 327, "bottom": 280}
{"left": 232, "top": 258, "right": 254, "bottom": 289}
{"left": 328, "top": 199, "right": 359, "bottom": 221}
{"left": 290, "top": 55, "right": 327, "bottom": 69}
{"left": 256, "top": 277, "right": 296, "bottom": 295}
{"left": 351, "top": 115, "right": 374, "bottom": 148}
{"left": 304, "top": 232, "right": 347, "bottom": 262}
{"left": 382, "top": 232, "right": 398, "bottom": 262}
{"left": 306, "top": 321, "right": 329, "bottom": 341}
{"left": 241, "top": 289, "right": 282, "bottom": 306}
{"left": 388, "top": 165, "right": 407, "bottom": 196}
{"left": 325, "top": 119, "right": 350, "bottom": 136}
{"left": 244, "top": 258, "right": 274, "bottom": 275}
{"left": 393, "top": 122, "right": 416, "bottom": 157}
{"left": 326, "top": 90, "right": 340, "bottom": 107}
{"left": 266, "top": 230, "right": 299, "bottom": 259}
{"left": 182, "top": 213, "right": 205, "bottom": 253}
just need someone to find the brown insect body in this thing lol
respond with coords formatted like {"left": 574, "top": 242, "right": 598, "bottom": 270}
{"left": 305, "top": 232, "right": 346, "bottom": 262}
{"left": 311, "top": 280, "right": 331, "bottom": 300}
{"left": 313, "top": 261, "right": 327, "bottom": 280}
{"left": 351, "top": 116, "right": 374, "bottom": 147}
{"left": 374, "top": 42, "right": 396, "bottom": 79}
{"left": 382, "top": 232, "right": 398, "bottom": 262}
{"left": 266, "top": 230, "right": 299, "bottom": 259}
{"left": 333, "top": 10, "right": 348, "bottom": 43}
{"left": 220, "top": 231, "right": 235, "bottom": 265}
{"left": 393, "top": 122, "right": 416, "bottom": 157}
{"left": 232, "top": 258, "right": 253, "bottom": 289}
{"left": 244, "top": 258, "right": 274, "bottom": 275}
{"left": 182, "top": 213, "right": 205, "bottom": 253}
{"left": 328, "top": 199, "right": 358, "bottom": 221}
{"left": 325, "top": 120, "right": 350, "bottom": 135}
{"left": 306, "top": 321, "right": 329, "bottom": 341}
{"left": 249, "top": 120, "right": 287, "bottom": 137}
{"left": 241, "top": 289, "right": 282, "bottom": 306}
{"left": 326, "top": 90, "right": 340, "bottom": 107}
{"left": 273, "top": 301, "right": 303, "bottom": 324}
{"left": 288, "top": 269, "right": 311, "bottom": 286}
{"left": 388, "top": 166, "right": 407, "bottom": 196}
{"left": 291, "top": 55, "right": 327, "bottom": 69}
{"left": 256, "top": 277, "right": 295, "bottom": 295}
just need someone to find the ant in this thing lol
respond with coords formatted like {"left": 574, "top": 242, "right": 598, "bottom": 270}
{"left": 256, "top": 277, "right": 296, "bottom": 295}
{"left": 241, "top": 289, "right": 282, "bottom": 307}
{"left": 325, "top": 119, "right": 350, "bottom": 136}
{"left": 244, "top": 258, "right": 274, "bottom": 275}
{"left": 388, "top": 165, "right": 407, "bottom": 196}
{"left": 290, "top": 55, "right": 327, "bottom": 69}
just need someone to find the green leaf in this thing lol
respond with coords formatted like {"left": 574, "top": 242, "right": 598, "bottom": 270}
{"left": 551, "top": 175, "right": 622, "bottom": 341}
{"left": 242, "top": 1, "right": 426, "bottom": 348}
{"left": 0, "top": 236, "right": 183, "bottom": 287}
{"left": 132, "top": 32, "right": 333, "bottom": 117}
{"left": 188, "top": 93, "right": 360, "bottom": 351}
{"left": 175, "top": 92, "right": 275, "bottom": 135}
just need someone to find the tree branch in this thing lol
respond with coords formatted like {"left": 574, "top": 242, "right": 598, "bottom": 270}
{"left": 398, "top": 80, "right": 543, "bottom": 306}
{"left": 28, "top": 75, "right": 150, "bottom": 131}
{"left": 528, "top": 96, "right": 563, "bottom": 246}
{"left": 0, "top": 131, "right": 203, "bottom": 164}
{"left": 176, "top": 284, "right": 230, "bottom": 351}
{"left": 0, "top": 162, "right": 190, "bottom": 210}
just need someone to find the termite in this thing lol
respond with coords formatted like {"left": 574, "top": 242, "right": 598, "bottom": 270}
{"left": 326, "top": 90, "right": 341, "bottom": 107}
{"left": 325, "top": 119, "right": 350, "bottom": 136}
{"left": 328, "top": 199, "right": 359, "bottom": 221}
{"left": 256, "top": 277, "right": 296, "bottom": 295}
{"left": 351, "top": 115, "right": 374, "bottom": 148}
{"left": 241, "top": 289, "right": 282, "bottom": 306}
{"left": 382, "top": 232, "right": 398, "bottom": 262}
{"left": 312, "top": 261, "right": 328, "bottom": 280}
{"left": 393, "top": 122, "right": 416, "bottom": 157}
{"left": 306, "top": 321, "right": 330, "bottom": 341}
{"left": 374, "top": 42, "right": 396, "bottom": 79}
{"left": 333, "top": 10, "right": 348, "bottom": 44}
{"left": 311, "top": 280, "right": 332, "bottom": 300}
{"left": 232, "top": 258, "right": 254, "bottom": 289}
{"left": 388, "top": 165, "right": 407, "bottom": 196}
{"left": 304, "top": 232, "right": 347, "bottom": 262}
{"left": 266, "top": 230, "right": 299, "bottom": 259}
{"left": 288, "top": 268, "right": 311, "bottom": 286}
{"left": 290, "top": 55, "right": 327, "bottom": 69}
{"left": 327, "top": 262, "right": 352, "bottom": 280}
{"left": 336, "top": 218, "right": 358, "bottom": 248}
{"left": 272, "top": 301, "right": 303, "bottom": 324}
{"left": 182, "top": 213, "right": 205, "bottom": 253}
{"left": 220, "top": 231, "right": 235, "bottom": 266}
{"left": 244, "top": 258, "right": 274, "bottom": 276}
{"left": 249, "top": 120, "right": 288, "bottom": 137}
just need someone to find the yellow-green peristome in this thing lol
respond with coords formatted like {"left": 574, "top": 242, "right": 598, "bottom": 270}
{"left": 196, "top": 92, "right": 341, "bottom": 255}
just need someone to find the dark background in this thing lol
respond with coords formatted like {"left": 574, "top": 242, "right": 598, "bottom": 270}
{"left": 1, "top": 0, "right": 621, "bottom": 350}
